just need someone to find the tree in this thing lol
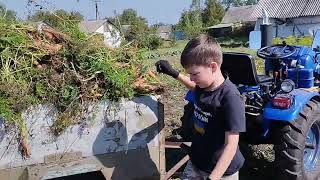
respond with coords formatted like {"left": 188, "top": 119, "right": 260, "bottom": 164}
{"left": 116, "top": 8, "right": 149, "bottom": 41}
{"left": 191, "top": 0, "right": 201, "bottom": 11}
{"left": 0, "top": 5, "right": 16, "bottom": 21}
{"left": 202, "top": 0, "right": 225, "bottom": 27}
{"left": 245, "top": 0, "right": 259, "bottom": 5}
{"left": 29, "top": 9, "right": 83, "bottom": 28}
{"left": 177, "top": 9, "right": 204, "bottom": 38}
{"left": 220, "top": 0, "right": 259, "bottom": 8}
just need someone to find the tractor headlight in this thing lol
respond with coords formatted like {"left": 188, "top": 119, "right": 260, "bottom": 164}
{"left": 281, "top": 79, "right": 295, "bottom": 93}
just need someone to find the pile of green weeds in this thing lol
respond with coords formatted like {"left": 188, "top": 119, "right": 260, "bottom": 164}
{"left": 0, "top": 18, "right": 156, "bottom": 136}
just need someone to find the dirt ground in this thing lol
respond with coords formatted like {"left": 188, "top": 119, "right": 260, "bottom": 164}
{"left": 157, "top": 56, "right": 275, "bottom": 180}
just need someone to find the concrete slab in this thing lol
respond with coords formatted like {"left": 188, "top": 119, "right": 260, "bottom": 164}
{"left": 0, "top": 96, "right": 164, "bottom": 180}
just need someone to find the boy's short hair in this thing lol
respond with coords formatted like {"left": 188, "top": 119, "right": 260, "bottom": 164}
{"left": 181, "top": 34, "right": 222, "bottom": 68}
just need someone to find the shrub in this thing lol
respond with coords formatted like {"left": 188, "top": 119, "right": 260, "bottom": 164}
{"left": 273, "top": 36, "right": 313, "bottom": 46}
{"left": 137, "top": 34, "right": 163, "bottom": 50}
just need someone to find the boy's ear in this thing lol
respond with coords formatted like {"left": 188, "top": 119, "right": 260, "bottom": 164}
{"left": 210, "top": 62, "right": 219, "bottom": 72}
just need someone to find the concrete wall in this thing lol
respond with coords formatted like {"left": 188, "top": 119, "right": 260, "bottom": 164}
{"left": 0, "top": 96, "right": 165, "bottom": 180}
{"left": 158, "top": 32, "right": 171, "bottom": 40}
{"left": 255, "top": 16, "right": 320, "bottom": 37}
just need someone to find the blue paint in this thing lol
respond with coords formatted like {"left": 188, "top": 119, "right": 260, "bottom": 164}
{"left": 263, "top": 89, "right": 318, "bottom": 121}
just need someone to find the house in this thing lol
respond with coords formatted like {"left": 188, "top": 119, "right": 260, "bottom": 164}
{"left": 156, "top": 25, "right": 172, "bottom": 40}
{"left": 33, "top": 21, "right": 53, "bottom": 31}
{"left": 207, "top": 5, "right": 257, "bottom": 36}
{"left": 221, "top": 5, "right": 257, "bottom": 26}
{"left": 79, "top": 20, "right": 122, "bottom": 48}
{"left": 250, "top": 0, "right": 320, "bottom": 37}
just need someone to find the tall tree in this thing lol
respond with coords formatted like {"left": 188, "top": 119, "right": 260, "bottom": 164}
{"left": 0, "top": 5, "right": 16, "bottom": 21}
{"left": 177, "top": 9, "right": 204, "bottom": 38}
{"left": 220, "top": 0, "right": 259, "bottom": 7}
{"left": 29, "top": 9, "right": 83, "bottom": 28}
{"left": 245, "top": 0, "right": 259, "bottom": 5}
{"left": 191, "top": 0, "right": 201, "bottom": 11}
{"left": 116, "top": 8, "right": 149, "bottom": 41}
{"left": 202, "top": 0, "right": 225, "bottom": 26}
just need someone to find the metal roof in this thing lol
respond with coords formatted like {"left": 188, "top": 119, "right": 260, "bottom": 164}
{"left": 79, "top": 20, "right": 107, "bottom": 34}
{"left": 251, "top": 0, "right": 320, "bottom": 19}
{"left": 222, "top": 5, "right": 257, "bottom": 23}
{"left": 156, "top": 25, "right": 172, "bottom": 33}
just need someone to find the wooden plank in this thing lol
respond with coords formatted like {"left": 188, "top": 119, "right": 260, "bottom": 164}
{"left": 164, "top": 155, "right": 190, "bottom": 180}
{"left": 165, "top": 141, "right": 191, "bottom": 149}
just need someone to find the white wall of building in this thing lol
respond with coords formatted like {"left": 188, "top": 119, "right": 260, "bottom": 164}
{"left": 95, "top": 23, "right": 122, "bottom": 48}
{"left": 255, "top": 16, "right": 320, "bottom": 37}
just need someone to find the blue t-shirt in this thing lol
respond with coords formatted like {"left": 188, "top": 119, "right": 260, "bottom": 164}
{"left": 190, "top": 78, "right": 246, "bottom": 175}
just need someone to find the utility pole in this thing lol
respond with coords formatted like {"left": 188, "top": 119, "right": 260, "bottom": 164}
{"left": 92, "top": 0, "right": 101, "bottom": 20}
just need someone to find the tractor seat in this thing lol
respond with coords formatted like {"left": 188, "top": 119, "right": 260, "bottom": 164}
{"left": 222, "top": 52, "right": 273, "bottom": 86}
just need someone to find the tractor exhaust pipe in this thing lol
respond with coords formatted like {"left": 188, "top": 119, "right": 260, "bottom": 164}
{"left": 261, "top": 24, "right": 273, "bottom": 47}
{"left": 261, "top": 9, "right": 273, "bottom": 75}
{"left": 261, "top": 9, "right": 272, "bottom": 47}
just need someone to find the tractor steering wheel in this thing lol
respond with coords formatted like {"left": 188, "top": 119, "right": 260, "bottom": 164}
{"left": 257, "top": 44, "right": 296, "bottom": 60}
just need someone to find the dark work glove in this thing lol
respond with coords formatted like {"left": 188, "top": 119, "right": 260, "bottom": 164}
{"left": 155, "top": 60, "right": 179, "bottom": 78}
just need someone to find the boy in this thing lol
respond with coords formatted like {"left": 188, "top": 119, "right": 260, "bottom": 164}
{"left": 155, "top": 34, "right": 246, "bottom": 180}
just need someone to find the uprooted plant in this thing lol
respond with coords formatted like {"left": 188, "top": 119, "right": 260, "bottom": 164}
{"left": 0, "top": 16, "right": 162, "bottom": 150}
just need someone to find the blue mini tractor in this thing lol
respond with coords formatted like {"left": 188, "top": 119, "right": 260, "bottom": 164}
{"left": 181, "top": 33, "right": 320, "bottom": 180}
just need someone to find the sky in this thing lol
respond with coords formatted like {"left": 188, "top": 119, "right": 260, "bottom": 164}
{"left": 1, "top": 0, "right": 193, "bottom": 25}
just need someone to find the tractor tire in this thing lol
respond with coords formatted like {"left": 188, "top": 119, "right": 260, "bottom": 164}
{"left": 274, "top": 96, "right": 320, "bottom": 180}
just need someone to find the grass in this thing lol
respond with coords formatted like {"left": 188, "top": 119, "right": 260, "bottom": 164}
{"left": 147, "top": 40, "right": 264, "bottom": 74}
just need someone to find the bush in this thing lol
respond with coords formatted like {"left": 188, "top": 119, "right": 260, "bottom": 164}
{"left": 273, "top": 36, "right": 313, "bottom": 46}
{"left": 298, "top": 36, "right": 313, "bottom": 46}
{"left": 217, "top": 36, "right": 248, "bottom": 48}
{"left": 137, "top": 34, "right": 163, "bottom": 50}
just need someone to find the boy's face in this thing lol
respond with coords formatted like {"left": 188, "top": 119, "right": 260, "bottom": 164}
{"left": 186, "top": 63, "right": 217, "bottom": 88}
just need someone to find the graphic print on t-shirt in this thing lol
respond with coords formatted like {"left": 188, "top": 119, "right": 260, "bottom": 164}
{"left": 193, "top": 103, "right": 212, "bottom": 135}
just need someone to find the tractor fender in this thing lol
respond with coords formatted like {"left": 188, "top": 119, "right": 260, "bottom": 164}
{"left": 263, "top": 89, "right": 319, "bottom": 122}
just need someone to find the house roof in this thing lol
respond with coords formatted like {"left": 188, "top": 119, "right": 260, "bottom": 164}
{"left": 251, "top": 0, "right": 320, "bottom": 19}
{"left": 156, "top": 25, "right": 172, "bottom": 33}
{"left": 79, "top": 20, "right": 108, "bottom": 34}
{"left": 222, "top": 5, "right": 257, "bottom": 23}
{"left": 207, "top": 23, "right": 233, "bottom": 29}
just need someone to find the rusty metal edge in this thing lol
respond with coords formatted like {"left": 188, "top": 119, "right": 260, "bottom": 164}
{"left": 158, "top": 101, "right": 166, "bottom": 180}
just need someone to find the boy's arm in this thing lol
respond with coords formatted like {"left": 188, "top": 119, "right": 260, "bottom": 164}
{"left": 176, "top": 73, "right": 196, "bottom": 91}
{"left": 208, "top": 132, "right": 239, "bottom": 180}
{"left": 155, "top": 60, "right": 196, "bottom": 91}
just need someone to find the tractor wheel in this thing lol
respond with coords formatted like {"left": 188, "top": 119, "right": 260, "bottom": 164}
{"left": 274, "top": 96, "right": 320, "bottom": 180}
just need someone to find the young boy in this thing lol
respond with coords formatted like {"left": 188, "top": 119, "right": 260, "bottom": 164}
{"left": 156, "top": 34, "right": 246, "bottom": 180}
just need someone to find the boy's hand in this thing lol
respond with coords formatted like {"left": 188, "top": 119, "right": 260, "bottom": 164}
{"left": 155, "top": 60, "right": 179, "bottom": 78}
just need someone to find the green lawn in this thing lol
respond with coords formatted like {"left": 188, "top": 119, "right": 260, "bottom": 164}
{"left": 147, "top": 40, "right": 264, "bottom": 74}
